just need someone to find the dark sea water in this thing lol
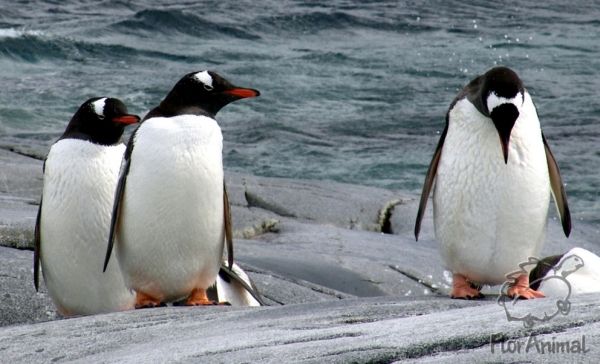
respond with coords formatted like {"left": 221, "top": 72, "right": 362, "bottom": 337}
{"left": 1, "top": 1, "right": 599, "bottom": 226}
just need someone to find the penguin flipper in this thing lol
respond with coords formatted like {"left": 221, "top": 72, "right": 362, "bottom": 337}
{"left": 218, "top": 263, "right": 265, "bottom": 306}
{"left": 223, "top": 181, "right": 234, "bottom": 269}
{"left": 33, "top": 198, "right": 42, "bottom": 291}
{"left": 415, "top": 124, "right": 448, "bottom": 241}
{"left": 33, "top": 160, "right": 47, "bottom": 291}
{"left": 542, "top": 134, "right": 571, "bottom": 237}
{"left": 528, "top": 253, "right": 564, "bottom": 290}
{"left": 104, "top": 134, "right": 135, "bottom": 272}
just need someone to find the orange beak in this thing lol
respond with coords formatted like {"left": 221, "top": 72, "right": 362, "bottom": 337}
{"left": 223, "top": 88, "right": 260, "bottom": 99}
{"left": 112, "top": 115, "right": 141, "bottom": 125}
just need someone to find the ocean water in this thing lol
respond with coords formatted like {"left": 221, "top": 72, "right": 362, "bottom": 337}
{"left": 0, "top": 1, "right": 599, "bottom": 226}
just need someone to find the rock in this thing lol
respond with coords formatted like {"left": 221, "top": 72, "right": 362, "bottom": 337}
{"left": 1, "top": 293, "right": 598, "bottom": 363}
{"left": 226, "top": 171, "right": 408, "bottom": 233}
{"left": 0, "top": 246, "right": 57, "bottom": 327}
{"left": 0, "top": 148, "right": 43, "bottom": 250}
{"left": 237, "top": 220, "right": 446, "bottom": 297}
{"left": 1, "top": 143, "right": 598, "bottom": 363}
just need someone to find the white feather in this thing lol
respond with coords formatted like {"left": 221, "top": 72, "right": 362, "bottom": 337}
{"left": 117, "top": 115, "right": 224, "bottom": 302}
{"left": 40, "top": 139, "right": 134, "bottom": 315}
{"left": 486, "top": 92, "right": 523, "bottom": 114}
{"left": 433, "top": 91, "right": 550, "bottom": 285}
{"left": 193, "top": 71, "right": 213, "bottom": 87}
{"left": 92, "top": 98, "right": 107, "bottom": 116}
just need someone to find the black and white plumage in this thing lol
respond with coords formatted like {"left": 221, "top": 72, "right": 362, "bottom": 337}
{"left": 207, "top": 263, "right": 265, "bottom": 307}
{"left": 414, "top": 67, "right": 571, "bottom": 299}
{"left": 34, "top": 97, "right": 140, "bottom": 316}
{"left": 104, "top": 71, "right": 259, "bottom": 307}
{"left": 530, "top": 247, "right": 600, "bottom": 296}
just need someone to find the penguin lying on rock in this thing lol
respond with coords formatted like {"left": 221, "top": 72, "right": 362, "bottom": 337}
{"left": 530, "top": 247, "right": 600, "bottom": 297}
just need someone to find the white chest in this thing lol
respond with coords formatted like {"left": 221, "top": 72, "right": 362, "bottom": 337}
{"left": 41, "top": 140, "right": 134, "bottom": 314}
{"left": 117, "top": 115, "right": 225, "bottom": 300}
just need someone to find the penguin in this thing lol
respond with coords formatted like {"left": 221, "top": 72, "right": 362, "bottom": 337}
{"left": 34, "top": 97, "right": 140, "bottom": 316}
{"left": 414, "top": 66, "right": 571, "bottom": 299}
{"left": 209, "top": 262, "right": 265, "bottom": 307}
{"left": 530, "top": 247, "right": 600, "bottom": 296}
{"left": 104, "top": 71, "right": 259, "bottom": 308}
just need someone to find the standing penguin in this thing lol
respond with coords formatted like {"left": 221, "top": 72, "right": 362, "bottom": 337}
{"left": 414, "top": 67, "right": 571, "bottom": 299}
{"left": 104, "top": 71, "right": 259, "bottom": 308}
{"left": 34, "top": 97, "right": 140, "bottom": 316}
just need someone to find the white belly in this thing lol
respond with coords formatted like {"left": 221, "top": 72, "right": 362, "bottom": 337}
{"left": 40, "top": 140, "right": 134, "bottom": 315}
{"left": 117, "top": 116, "right": 225, "bottom": 302}
{"left": 433, "top": 95, "right": 551, "bottom": 285}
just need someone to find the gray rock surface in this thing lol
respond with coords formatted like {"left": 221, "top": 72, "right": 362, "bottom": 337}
{"left": 0, "top": 147, "right": 42, "bottom": 249}
{"left": 1, "top": 294, "right": 598, "bottom": 363}
{"left": 1, "top": 146, "right": 598, "bottom": 363}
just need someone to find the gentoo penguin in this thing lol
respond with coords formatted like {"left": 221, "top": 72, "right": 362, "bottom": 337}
{"left": 414, "top": 66, "right": 571, "bottom": 299}
{"left": 34, "top": 97, "right": 140, "bottom": 316}
{"left": 209, "top": 262, "right": 264, "bottom": 307}
{"left": 530, "top": 247, "right": 600, "bottom": 296}
{"left": 104, "top": 71, "right": 259, "bottom": 308}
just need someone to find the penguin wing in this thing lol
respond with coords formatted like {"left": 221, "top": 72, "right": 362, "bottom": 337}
{"left": 103, "top": 132, "right": 135, "bottom": 272}
{"left": 414, "top": 124, "right": 448, "bottom": 241}
{"left": 528, "top": 254, "right": 564, "bottom": 290}
{"left": 33, "top": 161, "right": 46, "bottom": 291}
{"left": 542, "top": 134, "right": 571, "bottom": 237}
{"left": 224, "top": 181, "right": 234, "bottom": 269}
{"left": 33, "top": 198, "right": 42, "bottom": 291}
{"left": 218, "top": 263, "right": 265, "bottom": 306}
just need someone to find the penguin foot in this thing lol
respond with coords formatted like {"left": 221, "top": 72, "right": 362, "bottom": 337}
{"left": 182, "top": 288, "right": 230, "bottom": 306}
{"left": 507, "top": 274, "right": 545, "bottom": 299}
{"left": 135, "top": 291, "right": 164, "bottom": 309}
{"left": 450, "top": 273, "right": 484, "bottom": 299}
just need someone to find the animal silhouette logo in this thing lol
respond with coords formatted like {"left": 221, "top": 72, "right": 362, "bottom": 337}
{"left": 498, "top": 255, "right": 584, "bottom": 328}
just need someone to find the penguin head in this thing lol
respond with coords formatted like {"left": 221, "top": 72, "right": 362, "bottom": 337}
{"left": 481, "top": 67, "right": 525, "bottom": 163}
{"left": 558, "top": 254, "right": 585, "bottom": 277}
{"left": 157, "top": 70, "right": 260, "bottom": 118}
{"left": 61, "top": 97, "right": 140, "bottom": 146}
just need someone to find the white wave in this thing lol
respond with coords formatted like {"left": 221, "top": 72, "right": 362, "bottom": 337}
{"left": 0, "top": 28, "right": 44, "bottom": 39}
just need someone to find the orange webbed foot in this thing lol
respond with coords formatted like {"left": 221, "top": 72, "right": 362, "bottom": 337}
{"left": 184, "top": 288, "right": 230, "bottom": 306}
{"left": 450, "top": 273, "right": 484, "bottom": 299}
{"left": 507, "top": 274, "right": 545, "bottom": 299}
{"left": 135, "top": 291, "right": 164, "bottom": 309}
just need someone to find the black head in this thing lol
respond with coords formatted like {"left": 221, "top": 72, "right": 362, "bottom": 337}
{"left": 480, "top": 67, "right": 525, "bottom": 163}
{"left": 60, "top": 97, "right": 140, "bottom": 146}
{"left": 145, "top": 70, "right": 260, "bottom": 120}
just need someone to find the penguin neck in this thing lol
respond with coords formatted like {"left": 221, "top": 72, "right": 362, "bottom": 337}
{"left": 59, "top": 125, "right": 124, "bottom": 146}
{"left": 143, "top": 102, "right": 218, "bottom": 121}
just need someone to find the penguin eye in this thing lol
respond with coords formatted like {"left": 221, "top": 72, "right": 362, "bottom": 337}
{"left": 204, "top": 84, "right": 214, "bottom": 92}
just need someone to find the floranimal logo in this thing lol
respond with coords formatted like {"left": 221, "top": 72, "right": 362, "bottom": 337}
{"left": 497, "top": 255, "right": 584, "bottom": 328}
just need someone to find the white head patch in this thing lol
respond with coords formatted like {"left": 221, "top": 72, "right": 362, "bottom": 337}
{"left": 193, "top": 71, "right": 213, "bottom": 88}
{"left": 486, "top": 92, "right": 523, "bottom": 114}
{"left": 92, "top": 98, "right": 107, "bottom": 117}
